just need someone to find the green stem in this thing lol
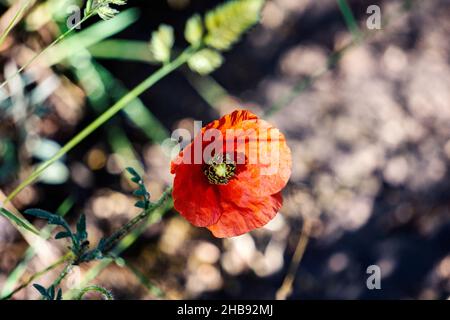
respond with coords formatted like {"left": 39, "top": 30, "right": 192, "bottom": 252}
{"left": 100, "top": 187, "right": 173, "bottom": 254}
{"left": 0, "top": 0, "right": 34, "bottom": 48}
{"left": 5, "top": 47, "right": 195, "bottom": 205}
{"left": 336, "top": 0, "right": 362, "bottom": 42}
{"left": 0, "top": 12, "right": 94, "bottom": 90}
{"left": 50, "top": 261, "right": 74, "bottom": 289}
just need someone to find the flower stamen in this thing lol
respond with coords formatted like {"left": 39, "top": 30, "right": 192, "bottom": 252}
{"left": 203, "top": 153, "right": 236, "bottom": 185}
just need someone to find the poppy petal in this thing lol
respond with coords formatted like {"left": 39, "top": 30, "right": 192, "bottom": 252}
{"left": 173, "top": 162, "right": 222, "bottom": 227}
{"left": 207, "top": 192, "right": 283, "bottom": 238}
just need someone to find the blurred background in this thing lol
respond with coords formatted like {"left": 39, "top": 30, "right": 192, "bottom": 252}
{"left": 0, "top": 0, "right": 450, "bottom": 299}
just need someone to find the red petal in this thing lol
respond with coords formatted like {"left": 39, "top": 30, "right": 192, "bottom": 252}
{"left": 207, "top": 192, "right": 283, "bottom": 238}
{"left": 172, "top": 162, "right": 222, "bottom": 227}
{"left": 203, "top": 109, "right": 259, "bottom": 132}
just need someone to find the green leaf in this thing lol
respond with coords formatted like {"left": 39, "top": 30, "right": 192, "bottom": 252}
{"left": 126, "top": 167, "right": 141, "bottom": 183}
{"left": 33, "top": 284, "right": 48, "bottom": 298}
{"left": 133, "top": 186, "right": 148, "bottom": 197}
{"left": 56, "top": 288, "right": 63, "bottom": 300}
{"left": 134, "top": 200, "right": 147, "bottom": 209}
{"left": 55, "top": 231, "right": 72, "bottom": 239}
{"left": 188, "top": 49, "right": 224, "bottom": 75}
{"left": 126, "top": 167, "right": 151, "bottom": 209}
{"left": 204, "top": 0, "right": 264, "bottom": 51}
{"left": 149, "top": 24, "right": 174, "bottom": 63}
{"left": 76, "top": 214, "right": 87, "bottom": 242}
{"left": 25, "top": 209, "right": 70, "bottom": 231}
{"left": 185, "top": 14, "right": 203, "bottom": 46}
{"left": 48, "top": 285, "right": 55, "bottom": 300}
{"left": 0, "top": 207, "right": 41, "bottom": 236}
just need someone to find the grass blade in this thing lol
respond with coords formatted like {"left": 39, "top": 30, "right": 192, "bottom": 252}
{"left": 0, "top": 207, "right": 40, "bottom": 236}
{"left": 336, "top": 0, "right": 362, "bottom": 42}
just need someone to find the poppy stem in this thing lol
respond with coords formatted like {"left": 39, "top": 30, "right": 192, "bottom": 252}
{"left": 276, "top": 218, "right": 313, "bottom": 300}
{"left": 99, "top": 187, "right": 173, "bottom": 254}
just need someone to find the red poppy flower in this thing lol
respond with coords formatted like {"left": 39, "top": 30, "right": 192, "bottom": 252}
{"left": 170, "top": 110, "right": 292, "bottom": 238}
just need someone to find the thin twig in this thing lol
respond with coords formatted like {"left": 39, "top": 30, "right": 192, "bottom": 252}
{"left": 276, "top": 219, "right": 313, "bottom": 300}
{"left": 0, "top": 0, "right": 34, "bottom": 48}
{"left": 100, "top": 187, "right": 173, "bottom": 254}
{"left": 1, "top": 252, "right": 73, "bottom": 300}
{"left": 0, "top": 12, "right": 94, "bottom": 90}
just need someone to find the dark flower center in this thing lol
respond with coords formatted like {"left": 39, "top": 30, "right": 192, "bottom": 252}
{"left": 203, "top": 153, "right": 236, "bottom": 185}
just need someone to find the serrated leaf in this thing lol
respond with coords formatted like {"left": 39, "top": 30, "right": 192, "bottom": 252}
{"left": 204, "top": 0, "right": 264, "bottom": 51}
{"left": 0, "top": 207, "right": 41, "bottom": 236}
{"left": 149, "top": 24, "right": 174, "bottom": 63}
{"left": 55, "top": 231, "right": 72, "bottom": 239}
{"left": 185, "top": 14, "right": 203, "bottom": 46}
{"left": 33, "top": 284, "right": 48, "bottom": 298}
{"left": 188, "top": 49, "right": 224, "bottom": 75}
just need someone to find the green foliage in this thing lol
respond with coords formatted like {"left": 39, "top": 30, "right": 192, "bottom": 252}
{"left": 185, "top": 14, "right": 204, "bottom": 46}
{"left": 86, "top": 0, "right": 127, "bottom": 20}
{"left": 182, "top": 0, "right": 265, "bottom": 75}
{"left": 25, "top": 209, "right": 89, "bottom": 260}
{"left": 204, "top": 0, "right": 264, "bottom": 51}
{"left": 33, "top": 284, "right": 62, "bottom": 300}
{"left": 149, "top": 24, "right": 175, "bottom": 63}
{"left": 188, "top": 49, "right": 224, "bottom": 75}
{"left": 126, "top": 167, "right": 151, "bottom": 210}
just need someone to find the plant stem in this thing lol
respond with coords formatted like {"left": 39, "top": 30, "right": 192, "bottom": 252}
{"left": 50, "top": 261, "right": 74, "bottom": 289}
{"left": 0, "top": 0, "right": 34, "bottom": 48}
{"left": 276, "top": 218, "right": 313, "bottom": 300}
{"left": 5, "top": 47, "right": 195, "bottom": 206}
{"left": 0, "top": 12, "right": 94, "bottom": 90}
{"left": 100, "top": 187, "right": 173, "bottom": 254}
{"left": 76, "top": 285, "right": 114, "bottom": 300}
{"left": 336, "top": 0, "right": 362, "bottom": 42}
{"left": 1, "top": 252, "right": 73, "bottom": 300}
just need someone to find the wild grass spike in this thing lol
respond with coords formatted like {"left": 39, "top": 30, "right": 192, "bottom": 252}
{"left": 86, "top": 0, "right": 127, "bottom": 20}
{"left": 187, "top": 48, "right": 224, "bottom": 75}
{"left": 149, "top": 24, "right": 175, "bottom": 63}
{"left": 204, "top": 0, "right": 264, "bottom": 51}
